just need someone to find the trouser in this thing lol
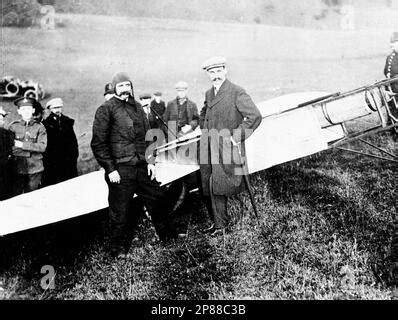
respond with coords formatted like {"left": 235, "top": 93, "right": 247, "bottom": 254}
{"left": 105, "top": 164, "right": 175, "bottom": 254}
{"left": 0, "top": 161, "right": 9, "bottom": 200}
{"left": 12, "top": 172, "right": 42, "bottom": 196}
{"left": 207, "top": 176, "right": 229, "bottom": 229}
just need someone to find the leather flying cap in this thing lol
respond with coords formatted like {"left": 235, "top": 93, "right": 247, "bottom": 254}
{"left": 112, "top": 72, "right": 132, "bottom": 88}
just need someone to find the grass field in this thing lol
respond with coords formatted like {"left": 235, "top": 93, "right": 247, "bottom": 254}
{"left": 0, "top": 14, "right": 397, "bottom": 300}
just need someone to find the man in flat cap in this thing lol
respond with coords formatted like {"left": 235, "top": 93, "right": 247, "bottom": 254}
{"left": 139, "top": 93, "right": 159, "bottom": 129}
{"left": 42, "top": 97, "right": 79, "bottom": 187}
{"left": 0, "top": 106, "right": 14, "bottom": 200}
{"left": 104, "top": 83, "right": 114, "bottom": 101}
{"left": 163, "top": 81, "right": 199, "bottom": 139}
{"left": 91, "top": 72, "right": 178, "bottom": 258}
{"left": 199, "top": 56, "right": 262, "bottom": 237}
{"left": 150, "top": 92, "right": 166, "bottom": 129}
{"left": 9, "top": 97, "right": 47, "bottom": 196}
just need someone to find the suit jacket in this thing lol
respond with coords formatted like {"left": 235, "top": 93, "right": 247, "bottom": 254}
{"left": 199, "top": 79, "right": 262, "bottom": 196}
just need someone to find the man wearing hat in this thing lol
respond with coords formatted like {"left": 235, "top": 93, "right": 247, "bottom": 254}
{"left": 42, "top": 97, "right": 79, "bottom": 186}
{"left": 91, "top": 72, "right": 178, "bottom": 258}
{"left": 0, "top": 106, "right": 14, "bottom": 200}
{"left": 104, "top": 83, "right": 114, "bottom": 101}
{"left": 199, "top": 56, "right": 262, "bottom": 237}
{"left": 139, "top": 93, "right": 159, "bottom": 129}
{"left": 384, "top": 32, "right": 398, "bottom": 122}
{"left": 9, "top": 97, "right": 47, "bottom": 196}
{"left": 32, "top": 99, "right": 44, "bottom": 123}
{"left": 150, "top": 92, "right": 166, "bottom": 128}
{"left": 163, "top": 81, "right": 199, "bottom": 138}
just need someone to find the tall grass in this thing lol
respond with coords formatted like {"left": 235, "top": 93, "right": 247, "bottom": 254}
{"left": 0, "top": 132, "right": 396, "bottom": 300}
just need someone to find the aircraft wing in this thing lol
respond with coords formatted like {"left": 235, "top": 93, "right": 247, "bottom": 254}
{"left": 3, "top": 79, "right": 395, "bottom": 237}
{"left": 0, "top": 161, "right": 200, "bottom": 236}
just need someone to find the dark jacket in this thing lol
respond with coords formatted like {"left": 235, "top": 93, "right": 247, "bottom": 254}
{"left": 9, "top": 119, "right": 47, "bottom": 175}
{"left": 149, "top": 100, "right": 166, "bottom": 129}
{"left": 199, "top": 79, "right": 262, "bottom": 196}
{"left": 0, "top": 127, "right": 14, "bottom": 163}
{"left": 150, "top": 100, "right": 166, "bottom": 118}
{"left": 384, "top": 51, "right": 398, "bottom": 93}
{"left": 0, "top": 127, "right": 14, "bottom": 200}
{"left": 91, "top": 95, "right": 151, "bottom": 174}
{"left": 163, "top": 98, "right": 199, "bottom": 133}
{"left": 42, "top": 113, "right": 79, "bottom": 185}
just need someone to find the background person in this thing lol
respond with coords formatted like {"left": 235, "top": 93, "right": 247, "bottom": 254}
{"left": 163, "top": 81, "right": 199, "bottom": 139}
{"left": 384, "top": 32, "right": 398, "bottom": 93}
{"left": 42, "top": 97, "right": 79, "bottom": 186}
{"left": 150, "top": 91, "right": 166, "bottom": 128}
{"left": 140, "top": 93, "right": 159, "bottom": 129}
{"left": 0, "top": 106, "right": 14, "bottom": 200}
{"left": 9, "top": 97, "right": 47, "bottom": 196}
{"left": 104, "top": 83, "right": 114, "bottom": 101}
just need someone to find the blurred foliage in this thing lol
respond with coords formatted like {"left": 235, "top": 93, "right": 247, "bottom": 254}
{"left": 1, "top": 0, "right": 42, "bottom": 27}
{"left": 52, "top": 0, "right": 333, "bottom": 25}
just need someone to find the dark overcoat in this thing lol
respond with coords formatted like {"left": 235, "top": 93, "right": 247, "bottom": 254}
{"left": 0, "top": 127, "right": 14, "bottom": 200}
{"left": 42, "top": 113, "right": 79, "bottom": 185}
{"left": 199, "top": 79, "right": 262, "bottom": 196}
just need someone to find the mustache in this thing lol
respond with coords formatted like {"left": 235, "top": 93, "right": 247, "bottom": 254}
{"left": 212, "top": 77, "right": 223, "bottom": 82}
{"left": 117, "top": 91, "right": 131, "bottom": 96}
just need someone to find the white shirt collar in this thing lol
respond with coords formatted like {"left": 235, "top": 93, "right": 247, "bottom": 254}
{"left": 214, "top": 79, "right": 226, "bottom": 94}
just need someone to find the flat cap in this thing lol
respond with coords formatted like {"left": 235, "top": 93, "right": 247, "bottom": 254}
{"left": 391, "top": 32, "right": 398, "bottom": 43}
{"left": 175, "top": 81, "right": 188, "bottom": 90}
{"left": 139, "top": 93, "right": 152, "bottom": 100}
{"left": 14, "top": 96, "right": 36, "bottom": 108}
{"left": 202, "top": 56, "right": 227, "bottom": 71}
{"left": 46, "top": 97, "right": 64, "bottom": 109}
{"left": 153, "top": 91, "right": 162, "bottom": 96}
{"left": 0, "top": 106, "right": 8, "bottom": 116}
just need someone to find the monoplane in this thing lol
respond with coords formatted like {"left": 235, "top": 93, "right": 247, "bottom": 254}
{"left": 0, "top": 78, "right": 396, "bottom": 237}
